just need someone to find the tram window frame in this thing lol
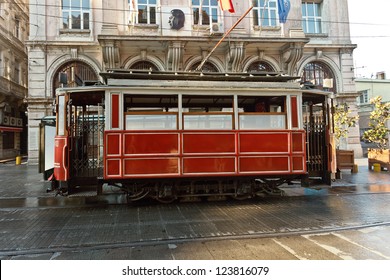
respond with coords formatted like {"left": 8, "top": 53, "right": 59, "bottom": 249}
{"left": 181, "top": 95, "right": 234, "bottom": 130}
{"left": 238, "top": 113, "right": 286, "bottom": 130}
{"left": 57, "top": 95, "right": 66, "bottom": 136}
{"left": 125, "top": 111, "right": 178, "bottom": 130}
{"left": 182, "top": 112, "right": 234, "bottom": 130}
{"left": 124, "top": 94, "right": 179, "bottom": 130}
{"left": 237, "top": 95, "right": 287, "bottom": 130}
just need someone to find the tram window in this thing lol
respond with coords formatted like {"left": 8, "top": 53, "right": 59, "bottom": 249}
{"left": 182, "top": 95, "right": 234, "bottom": 130}
{"left": 183, "top": 113, "right": 233, "bottom": 130}
{"left": 124, "top": 94, "right": 178, "bottom": 130}
{"left": 182, "top": 95, "right": 233, "bottom": 111}
{"left": 125, "top": 113, "right": 177, "bottom": 130}
{"left": 124, "top": 94, "right": 178, "bottom": 111}
{"left": 238, "top": 96, "right": 286, "bottom": 129}
{"left": 239, "top": 114, "right": 286, "bottom": 129}
{"left": 57, "top": 95, "right": 66, "bottom": 136}
{"left": 238, "top": 96, "right": 285, "bottom": 113}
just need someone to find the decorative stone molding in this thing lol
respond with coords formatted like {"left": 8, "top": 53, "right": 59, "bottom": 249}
{"left": 70, "top": 48, "right": 78, "bottom": 59}
{"left": 167, "top": 42, "right": 185, "bottom": 72}
{"left": 123, "top": 52, "right": 165, "bottom": 71}
{"left": 227, "top": 42, "right": 245, "bottom": 72}
{"left": 102, "top": 41, "right": 120, "bottom": 69}
{"left": 282, "top": 42, "right": 305, "bottom": 75}
{"left": 242, "top": 53, "right": 281, "bottom": 73}
{"left": 101, "top": 24, "right": 119, "bottom": 36}
{"left": 316, "top": 49, "right": 323, "bottom": 59}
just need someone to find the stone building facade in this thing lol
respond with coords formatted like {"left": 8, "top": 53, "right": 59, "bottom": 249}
{"left": 26, "top": 0, "right": 362, "bottom": 163}
{"left": 0, "top": 0, "right": 29, "bottom": 160}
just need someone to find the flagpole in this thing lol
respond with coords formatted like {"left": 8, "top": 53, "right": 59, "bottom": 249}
{"left": 259, "top": 0, "right": 269, "bottom": 35}
{"left": 199, "top": 1, "right": 203, "bottom": 26}
{"left": 195, "top": 5, "right": 254, "bottom": 72}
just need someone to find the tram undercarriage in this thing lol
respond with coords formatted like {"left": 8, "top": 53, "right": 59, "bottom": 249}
{"left": 99, "top": 175, "right": 302, "bottom": 203}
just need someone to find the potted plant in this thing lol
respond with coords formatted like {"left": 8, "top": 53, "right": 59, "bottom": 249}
{"left": 334, "top": 103, "right": 359, "bottom": 173}
{"left": 362, "top": 96, "right": 390, "bottom": 171}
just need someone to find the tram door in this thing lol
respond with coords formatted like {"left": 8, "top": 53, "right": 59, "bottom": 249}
{"left": 302, "top": 94, "right": 332, "bottom": 184}
{"left": 68, "top": 97, "right": 105, "bottom": 183}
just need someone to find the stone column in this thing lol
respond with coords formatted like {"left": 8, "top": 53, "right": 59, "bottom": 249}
{"left": 26, "top": 45, "right": 50, "bottom": 165}
{"left": 25, "top": 98, "right": 54, "bottom": 165}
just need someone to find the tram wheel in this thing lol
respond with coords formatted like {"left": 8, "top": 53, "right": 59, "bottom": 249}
{"left": 126, "top": 188, "right": 149, "bottom": 202}
{"left": 154, "top": 196, "right": 177, "bottom": 204}
{"left": 231, "top": 194, "right": 252, "bottom": 200}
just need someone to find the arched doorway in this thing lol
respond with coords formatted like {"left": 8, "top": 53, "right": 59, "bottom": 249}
{"left": 52, "top": 61, "right": 98, "bottom": 97}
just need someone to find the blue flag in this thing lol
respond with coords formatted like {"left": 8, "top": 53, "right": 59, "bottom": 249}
{"left": 278, "top": 0, "right": 291, "bottom": 23}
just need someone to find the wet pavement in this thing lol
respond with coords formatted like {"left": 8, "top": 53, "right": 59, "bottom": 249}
{"left": 0, "top": 158, "right": 389, "bottom": 260}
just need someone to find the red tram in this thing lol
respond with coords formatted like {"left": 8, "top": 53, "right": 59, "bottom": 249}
{"left": 52, "top": 70, "right": 336, "bottom": 202}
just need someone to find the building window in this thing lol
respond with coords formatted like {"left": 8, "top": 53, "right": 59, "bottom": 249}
{"left": 247, "top": 61, "right": 275, "bottom": 72}
{"left": 4, "top": 58, "right": 9, "bottom": 79}
{"left": 129, "top": 61, "right": 159, "bottom": 70}
{"left": 301, "top": 61, "right": 335, "bottom": 92}
{"left": 3, "top": 132, "right": 15, "bottom": 149}
{"left": 190, "top": 61, "right": 219, "bottom": 72}
{"left": 62, "top": 0, "right": 90, "bottom": 30}
{"left": 358, "top": 90, "right": 369, "bottom": 104}
{"left": 192, "top": 0, "right": 219, "bottom": 26}
{"left": 129, "top": 0, "right": 157, "bottom": 24}
{"left": 15, "top": 18, "right": 20, "bottom": 39}
{"left": 252, "top": 0, "right": 278, "bottom": 27}
{"left": 302, "top": 1, "right": 322, "bottom": 34}
{"left": 14, "top": 60, "right": 20, "bottom": 84}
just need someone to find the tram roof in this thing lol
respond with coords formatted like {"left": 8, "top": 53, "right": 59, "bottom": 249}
{"left": 100, "top": 69, "right": 300, "bottom": 84}
{"left": 56, "top": 70, "right": 332, "bottom": 106}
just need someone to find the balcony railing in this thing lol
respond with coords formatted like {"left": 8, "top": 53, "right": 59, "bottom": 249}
{"left": 0, "top": 76, "right": 27, "bottom": 100}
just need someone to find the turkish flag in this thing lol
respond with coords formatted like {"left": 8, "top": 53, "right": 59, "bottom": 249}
{"left": 219, "top": 0, "right": 235, "bottom": 13}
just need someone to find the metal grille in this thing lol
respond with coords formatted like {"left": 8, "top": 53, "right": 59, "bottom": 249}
{"left": 70, "top": 105, "right": 104, "bottom": 179}
{"left": 303, "top": 104, "right": 328, "bottom": 176}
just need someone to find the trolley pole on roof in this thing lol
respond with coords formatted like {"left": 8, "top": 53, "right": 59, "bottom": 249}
{"left": 195, "top": 5, "right": 254, "bottom": 72}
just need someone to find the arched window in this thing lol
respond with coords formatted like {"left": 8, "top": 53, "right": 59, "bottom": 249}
{"left": 190, "top": 61, "right": 219, "bottom": 72}
{"left": 53, "top": 61, "right": 98, "bottom": 97}
{"left": 301, "top": 61, "right": 336, "bottom": 92}
{"left": 129, "top": 61, "right": 159, "bottom": 71}
{"left": 247, "top": 61, "right": 275, "bottom": 72}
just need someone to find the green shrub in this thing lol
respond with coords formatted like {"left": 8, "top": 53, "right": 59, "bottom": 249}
{"left": 362, "top": 96, "right": 390, "bottom": 149}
